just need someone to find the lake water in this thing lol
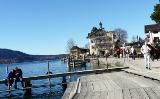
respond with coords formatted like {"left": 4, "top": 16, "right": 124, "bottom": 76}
{"left": 0, "top": 60, "right": 93, "bottom": 99}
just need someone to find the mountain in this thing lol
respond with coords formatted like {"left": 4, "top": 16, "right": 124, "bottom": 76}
{"left": 0, "top": 48, "right": 68, "bottom": 64}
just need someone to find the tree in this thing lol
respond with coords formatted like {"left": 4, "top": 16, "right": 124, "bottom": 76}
{"left": 84, "top": 43, "right": 89, "bottom": 49}
{"left": 66, "top": 38, "right": 76, "bottom": 53}
{"left": 113, "top": 28, "right": 128, "bottom": 44}
{"left": 136, "top": 35, "right": 139, "bottom": 42}
{"left": 150, "top": 4, "right": 160, "bottom": 23}
{"left": 132, "top": 35, "right": 136, "bottom": 43}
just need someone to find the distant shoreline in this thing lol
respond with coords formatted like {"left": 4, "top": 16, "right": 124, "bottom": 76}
{"left": 0, "top": 48, "right": 68, "bottom": 64}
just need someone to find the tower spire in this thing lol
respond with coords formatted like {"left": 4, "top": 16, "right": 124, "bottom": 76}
{"left": 99, "top": 21, "right": 103, "bottom": 29}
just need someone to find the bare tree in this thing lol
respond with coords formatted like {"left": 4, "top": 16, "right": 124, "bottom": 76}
{"left": 113, "top": 28, "right": 128, "bottom": 44}
{"left": 84, "top": 43, "right": 89, "bottom": 49}
{"left": 66, "top": 38, "right": 76, "bottom": 53}
{"left": 132, "top": 35, "right": 136, "bottom": 43}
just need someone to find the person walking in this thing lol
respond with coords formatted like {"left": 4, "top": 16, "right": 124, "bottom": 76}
{"left": 141, "top": 41, "right": 151, "bottom": 69}
{"left": 130, "top": 46, "right": 135, "bottom": 60}
{"left": 116, "top": 47, "right": 120, "bottom": 58}
{"left": 125, "top": 47, "right": 130, "bottom": 60}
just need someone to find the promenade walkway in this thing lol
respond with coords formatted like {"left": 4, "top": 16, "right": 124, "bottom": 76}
{"left": 62, "top": 57, "right": 160, "bottom": 99}
{"left": 124, "top": 58, "right": 160, "bottom": 73}
{"left": 99, "top": 57, "right": 160, "bottom": 75}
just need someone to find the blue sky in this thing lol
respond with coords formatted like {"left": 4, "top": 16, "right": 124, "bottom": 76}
{"left": 0, "top": 0, "right": 158, "bottom": 55}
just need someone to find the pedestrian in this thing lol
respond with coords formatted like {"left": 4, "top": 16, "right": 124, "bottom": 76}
{"left": 14, "top": 67, "right": 24, "bottom": 89}
{"left": 141, "top": 41, "right": 151, "bottom": 69}
{"left": 125, "top": 47, "right": 130, "bottom": 60}
{"left": 5, "top": 70, "right": 15, "bottom": 88}
{"left": 116, "top": 47, "right": 120, "bottom": 58}
{"left": 105, "top": 51, "right": 108, "bottom": 61}
{"left": 130, "top": 46, "right": 135, "bottom": 60}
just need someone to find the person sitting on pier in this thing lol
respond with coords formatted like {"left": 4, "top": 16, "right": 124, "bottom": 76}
{"left": 14, "top": 67, "right": 24, "bottom": 89}
{"left": 5, "top": 70, "right": 15, "bottom": 88}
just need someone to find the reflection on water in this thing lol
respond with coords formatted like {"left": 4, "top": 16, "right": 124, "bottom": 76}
{"left": 0, "top": 60, "right": 92, "bottom": 99}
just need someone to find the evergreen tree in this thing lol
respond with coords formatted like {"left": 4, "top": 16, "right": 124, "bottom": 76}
{"left": 150, "top": 3, "right": 160, "bottom": 23}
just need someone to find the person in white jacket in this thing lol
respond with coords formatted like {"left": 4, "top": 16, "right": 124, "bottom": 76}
{"left": 141, "top": 41, "right": 151, "bottom": 69}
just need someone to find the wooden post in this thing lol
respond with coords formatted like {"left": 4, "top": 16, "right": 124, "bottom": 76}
{"left": 47, "top": 61, "right": 51, "bottom": 90}
{"left": 97, "top": 58, "right": 100, "bottom": 66}
{"left": 62, "top": 76, "right": 67, "bottom": 92}
{"left": 6, "top": 64, "right": 9, "bottom": 74}
{"left": 24, "top": 80, "right": 32, "bottom": 96}
{"left": 67, "top": 57, "right": 70, "bottom": 67}
{"left": 83, "top": 54, "right": 85, "bottom": 61}
{"left": 6, "top": 64, "right": 11, "bottom": 95}
{"left": 106, "top": 62, "right": 109, "bottom": 72}
{"left": 73, "top": 60, "right": 75, "bottom": 68}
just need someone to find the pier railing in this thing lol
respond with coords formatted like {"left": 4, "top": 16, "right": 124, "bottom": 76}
{"left": 0, "top": 66, "right": 128, "bottom": 96}
{"left": 0, "top": 66, "right": 128, "bottom": 84}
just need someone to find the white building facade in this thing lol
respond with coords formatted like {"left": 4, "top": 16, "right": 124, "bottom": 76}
{"left": 145, "top": 23, "right": 160, "bottom": 44}
{"left": 87, "top": 22, "right": 116, "bottom": 56}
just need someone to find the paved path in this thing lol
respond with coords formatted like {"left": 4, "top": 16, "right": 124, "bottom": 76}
{"left": 100, "top": 57, "right": 160, "bottom": 75}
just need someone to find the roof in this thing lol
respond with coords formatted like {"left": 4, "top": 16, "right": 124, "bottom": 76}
{"left": 87, "top": 28, "right": 112, "bottom": 39}
{"left": 145, "top": 23, "right": 160, "bottom": 33}
{"left": 70, "top": 46, "right": 89, "bottom": 52}
{"left": 70, "top": 46, "right": 80, "bottom": 50}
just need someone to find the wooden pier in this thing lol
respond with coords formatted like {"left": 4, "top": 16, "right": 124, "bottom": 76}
{"left": 62, "top": 70, "right": 160, "bottom": 99}
{"left": 66, "top": 56, "right": 90, "bottom": 68}
{"left": 0, "top": 66, "right": 128, "bottom": 94}
{"left": 67, "top": 60, "right": 87, "bottom": 67}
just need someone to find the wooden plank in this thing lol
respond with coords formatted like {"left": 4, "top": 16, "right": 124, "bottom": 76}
{"left": 87, "top": 81, "right": 94, "bottom": 92}
{"left": 83, "top": 91, "right": 94, "bottom": 99}
{"left": 90, "top": 91, "right": 101, "bottom": 99}
{"left": 122, "top": 89, "right": 132, "bottom": 99}
{"left": 105, "top": 75, "right": 121, "bottom": 90}
{"left": 114, "top": 89, "right": 123, "bottom": 99}
{"left": 151, "top": 87, "right": 160, "bottom": 99}
{"left": 144, "top": 87, "right": 159, "bottom": 99}
{"left": 136, "top": 88, "right": 150, "bottom": 99}
{"left": 115, "top": 72, "right": 148, "bottom": 88}
{"left": 102, "top": 79, "right": 114, "bottom": 91}
{"left": 107, "top": 90, "right": 115, "bottom": 99}
{"left": 62, "top": 82, "right": 76, "bottom": 99}
{"left": 68, "top": 78, "right": 80, "bottom": 99}
{"left": 124, "top": 73, "right": 155, "bottom": 88}
{"left": 80, "top": 82, "right": 87, "bottom": 93}
{"left": 99, "top": 91, "right": 108, "bottom": 99}
{"left": 106, "top": 73, "right": 139, "bottom": 89}
{"left": 123, "top": 69, "right": 160, "bottom": 81}
{"left": 64, "top": 71, "right": 160, "bottom": 99}
{"left": 129, "top": 88, "right": 141, "bottom": 99}
{"left": 73, "top": 93, "right": 86, "bottom": 99}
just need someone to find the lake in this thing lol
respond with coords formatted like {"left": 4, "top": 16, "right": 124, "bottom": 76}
{"left": 0, "top": 60, "right": 93, "bottom": 99}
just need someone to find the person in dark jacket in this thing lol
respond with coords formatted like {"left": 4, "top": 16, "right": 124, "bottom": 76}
{"left": 14, "top": 67, "right": 24, "bottom": 89}
{"left": 5, "top": 70, "right": 15, "bottom": 88}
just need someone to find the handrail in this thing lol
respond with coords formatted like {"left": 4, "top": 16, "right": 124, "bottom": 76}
{"left": 0, "top": 66, "right": 128, "bottom": 85}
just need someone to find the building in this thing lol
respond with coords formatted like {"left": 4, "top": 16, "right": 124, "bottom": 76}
{"left": 70, "top": 46, "right": 89, "bottom": 59}
{"left": 87, "top": 22, "right": 116, "bottom": 56}
{"left": 145, "top": 23, "right": 160, "bottom": 44}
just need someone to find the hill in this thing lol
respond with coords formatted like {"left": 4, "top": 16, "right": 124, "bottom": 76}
{"left": 0, "top": 48, "right": 68, "bottom": 64}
